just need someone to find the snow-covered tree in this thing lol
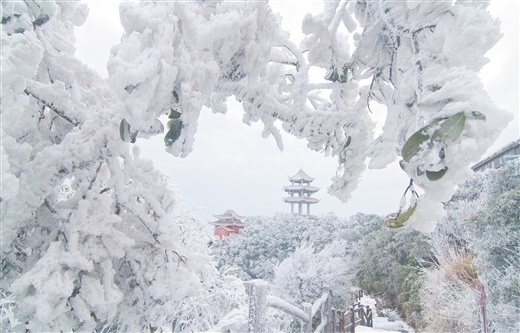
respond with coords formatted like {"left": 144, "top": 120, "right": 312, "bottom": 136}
{"left": 211, "top": 213, "right": 352, "bottom": 280}
{"left": 355, "top": 220, "right": 431, "bottom": 329}
{"left": 1, "top": 1, "right": 246, "bottom": 331}
{"left": 271, "top": 240, "right": 356, "bottom": 308}
{"left": 108, "top": 0, "right": 511, "bottom": 232}
{"left": 422, "top": 159, "right": 520, "bottom": 332}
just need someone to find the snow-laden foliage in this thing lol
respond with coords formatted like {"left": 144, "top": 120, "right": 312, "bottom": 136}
{"left": 211, "top": 214, "right": 365, "bottom": 330}
{"left": 210, "top": 213, "right": 353, "bottom": 280}
{"left": 423, "top": 159, "right": 520, "bottom": 332}
{"left": 271, "top": 240, "right": 356, "bottom": 308}
{"left": 355, "top": 220, "right": 432, "bottom": 329}
{"left": 421, "top": 250, "right": 480, "bottom": 332}
{"left": 1, "top": 2, "right": 246, "bottom": 331}
{"left": 108, "top": 0, "right": 510, "bottom": 231}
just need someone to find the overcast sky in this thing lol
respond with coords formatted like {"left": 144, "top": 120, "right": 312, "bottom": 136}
{"left": 75, "top": 1, "right": 519, "bottom": 223}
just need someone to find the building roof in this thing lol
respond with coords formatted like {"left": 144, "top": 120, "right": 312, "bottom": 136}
{"left": 283, "top": 185, "right": 320, "bottom": 193}
{"left": 210, "top": 221, "right": 246, "bottom": 227}
{"left": 472, "top": 138, "right": 520, "bottom": 171}
{"left": 289, "top": 169, "right": 315, "bottom": 182}
{"left": 283, "top": 197, "right": 320, "bottom": 204}
{"left": 212, "top": 209, "right": 246, "bottom": 221}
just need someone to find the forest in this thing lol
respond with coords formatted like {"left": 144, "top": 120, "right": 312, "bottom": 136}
{"left": 1, "top": 0, "right": 517, "bottom": 332}
{"left": 212, "top": 159, "right": 520, "bottom": 332}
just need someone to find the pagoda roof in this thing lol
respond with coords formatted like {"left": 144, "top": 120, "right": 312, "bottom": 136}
{"left": 284, "top": 185, "right": 320, "bottom": 193}
{"left": 212, "top": 209, "right": 246, "bottom": 221}
{"left": 210, "top": 220, "right": 246, "bottom": 227}
{"left": 289, "top": 169, "right": 315, "bottom": 182}
{"left": 283, "top": 197, "right": 320, "bottom": 204}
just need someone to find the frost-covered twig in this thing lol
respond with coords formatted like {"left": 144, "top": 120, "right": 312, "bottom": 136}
{"left": 24, "top": 87, "right": 81, "bottom": 128}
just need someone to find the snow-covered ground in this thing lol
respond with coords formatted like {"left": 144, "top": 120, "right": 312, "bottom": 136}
{"left": 355, "top": 296, "right": 414, "bottom": 333}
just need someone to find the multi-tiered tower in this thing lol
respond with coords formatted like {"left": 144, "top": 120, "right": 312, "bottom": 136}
{"left": 210, "top": 209, "right": 246, "bottom": 239}
{"left": 283, "top": 169, "right": 320, "bottom": 215}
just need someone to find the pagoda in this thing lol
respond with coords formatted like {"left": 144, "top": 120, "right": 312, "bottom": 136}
{"left": 210, "top": 209, "right": 246, "bottom": 239}
{"left": 283, "top": 169, "right": 320, "bottom": 215}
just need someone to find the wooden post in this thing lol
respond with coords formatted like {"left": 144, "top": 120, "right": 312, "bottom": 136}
{"left": 301, "top": 302, "right": 312, "bottom": 333}
{"left": 350, "top": 307, "right": 356, "bottom": 333}
{"left": 332, "top": 308, "right": 336, "bottom": 333}
{"left": 471, "top": 279, "right": 488, "bottom": 333}
{"left": 321, "top": 285, "right": 333, "bottom": 333}
{"left": 366, "top": 305, "right": 373, "bottom": 327}
{"left": 245, "top": 280, "right": 268, "bottom": 333}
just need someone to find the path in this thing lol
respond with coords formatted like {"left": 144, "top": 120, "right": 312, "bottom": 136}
{"left": 354, "top": 295, "right": 414, "bottom": 333}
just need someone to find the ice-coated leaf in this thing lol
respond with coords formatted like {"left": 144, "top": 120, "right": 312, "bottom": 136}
{"left": 119, "top": 118, "right": 137, "bottom": 143}
{"left": 468, "top": 111, "right": 486, "bottom": 121}
{"left": 402, "top": 112, "right": 465, "bottom": 162}
{"left": 401, "top": 126, "right": 434, "bottom": 162}
{"left": 426, "top": 84, "right": 442, "bottom": 92}
{"left": 433, "top": 112, "right": 465, "bottom": 142}
{"left": 164, "top": 119, "right": 182, "bottom": 147}
{"left": 344, "top": 136, "right": 352, "bottom": 148}
{"left": 384, "top": 203, "right": 417, "bottom": 229}
{"left": 119, "top": 118, "right": 129, "bottom": 142}
{"left": 326, "top": 67, "right": 339, "bottom": 82}
{"left": 426, "top": 166, "right": 448, "bottom": 181}
{"left": 169, "top": 109, "right": 181, "bottom": 119}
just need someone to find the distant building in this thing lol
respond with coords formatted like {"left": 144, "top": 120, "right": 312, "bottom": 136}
{"left": 283, "top": 169, "right": 320, "bottom": 215}
{"left": 210, "top": 209, "right": 246, "bottom": 239}
{"left": 472, "top": 139, "right": 520, "bottom": 172}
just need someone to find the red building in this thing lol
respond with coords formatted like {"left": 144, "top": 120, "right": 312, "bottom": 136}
{"left": 211, "top": 210, "right": 246, "bottom": 239}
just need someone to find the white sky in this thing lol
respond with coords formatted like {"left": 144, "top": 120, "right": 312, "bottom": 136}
{"left": 75, "top": 1, "right": 519, "bottom": 223}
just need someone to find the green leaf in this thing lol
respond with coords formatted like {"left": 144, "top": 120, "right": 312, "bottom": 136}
{"left": 426, "top": 166, "right": 448, "bottom": 181}
{"left": 129, "top": 130, "right": 137, "bottom": 144}
{"left": 343, "top": 136, "right": 351, "bottom": 149}
{"left": 172, "top": 90, "right": 179, "bottom": 104}
{"left": 326, "top": 68, "right": 339, "bottom": 82}
{"left": 427, "top": 84, "right": 442, "bottom": 92}
{"left": 385, "top": 203, "right": 417, "bottom": 229}
{"left": 433, "top": 111, "right": 465, "bottom": 142}
{"left": 119, "top": 118, "right": 129, "bottom": 142}
{"left": 169, "top": 109, "right": 181, "bottom": 119}
{"left": 402, "top": 112, "right": 465, "bottom": 162}
{"left": 164, "top": 119, "right": 182, "bottom": 147}
{"left": 401, "top": 128, "right": 433, "bottom": 162}
{"left": 339, "top": 66, "right": 348, "bottom": 83}
{"left": 119, "top": 118, "right": 138, "bottom": 143}
{"left": 468, "top": 111, "right": 486, "bottom": 121}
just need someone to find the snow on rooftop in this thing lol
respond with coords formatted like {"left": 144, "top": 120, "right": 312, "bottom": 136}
{"left": 288, "top": 169, "right": 315, "bottom": 182}
{"left": 283, "top": 185, "right": 320, "bottom": 192}
{"left": 212, "top": 209, "right": 246, "bottom": 221}
{"left": 283, "top": 197, "right": 320, "bottom": 204}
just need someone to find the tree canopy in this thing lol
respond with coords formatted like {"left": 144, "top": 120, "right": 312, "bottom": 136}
{"left": 109, "top": 0, "right": 510, "bottom": 231}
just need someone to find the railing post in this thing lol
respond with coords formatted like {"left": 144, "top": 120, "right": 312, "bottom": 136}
{"left": 245, "top": 279, "right": 268, "bottom": 333}
{"left": 301, "top": 302, "right": 312, "bottom": 333}
{"left": 350, "top": 307, "right": 356, "bottom": 333}
{"left": 321, "top": 285, "right": 333, "bottom": 333}
{"left": 338, "top": 310, "right": 345, "bottom": 333}
{"left": 332, "top": 307, "right": 336, "bottom": 333}
{"left": 366, "top": 305, "right": 373, "bottom": 327}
